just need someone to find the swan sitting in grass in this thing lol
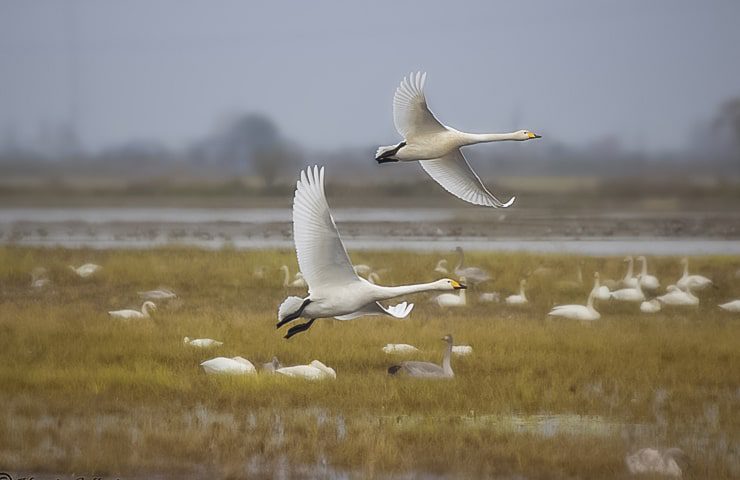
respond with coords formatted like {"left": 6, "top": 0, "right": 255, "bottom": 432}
{"left": 452, "top": 345, "right": 473, "bottom": 356}
{"left": 262, "top": 357, "right": 282, "bottom": 373}
{"left": 453, "top": 247, "right": 491, "bottom": 285}
{"left": 276, "top": 360, "right": 336, "bottom": 380}
{"left": 548, "top": 287, "right": 600, "bottom": 321}
{"left": 434, "top": 259, "right": 449, "bottom": 275}
{"left": 183, "top": 337, "right": 223, "bottom": 348}
{"left": 620, "top": 256, "right": 638, "bottom": 288}
{"left": 636, "top": 256, "right": 660, "bottom": 290}
{"left": 276, "top": 166, "right": 465, "bottom": 339}
{"left": 625, "top": 447, "right": 687, "bottom": 477}
{"left": 376, "top": 72, "right": 540, "bottom": 207}
{"left": 676, "top": 257, "right": 712, "bottom": 292}
{"left": 505, "top": 279, "right": 528, "bottom": 305}
{"left": 200, "top": 356, "right": 256, "bottom": 375}
{"left": 592, "top": 272, "right": 611, "bottom": 301}
{"left": 640, "top": 299, "right": 662, "bottom": 313}
{"left": 382, "top": 344, "right": 419, "bottom": 354}
{"left": 610, "top": 275, "right": 646, "bottom": 303}
{"left": 108, "top": 301, "right": 156, "bottom": 319}
{"left": 479, "top": 292, "right": 500, "bottom": 303}
{"left": 69, "top": 263, "right": 102, "bottom": 278}
{"left": 30, "top": 267, "right": 50, "bottom": 289}
{"left": 280, "top": 265, "right": 307, "bottom": 288}
{"left": 138, "top": 288, "right": 177, "bottom": 300}
{"left": 718, "top": 299, "right": 740, "bottom": 312}
{"left": 388, "top": 334, "right": 454, "bottom": 379}
{"left": 657, "top": 286, "right": 699, "bottom": 306}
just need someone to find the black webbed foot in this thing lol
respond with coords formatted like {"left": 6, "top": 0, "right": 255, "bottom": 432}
{"left": 284, "top": 318, "right": 316, "bottom": 339}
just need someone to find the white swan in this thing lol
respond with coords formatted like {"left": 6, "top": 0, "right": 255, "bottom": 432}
{"left": 280, "top": 265, "right": 307, "bottom": 289}
{"left": 108, "top": 301, "right": 156, "bottom": 319}
{"left": 69, "top": 263, "right": 102, "bottom": 278}
{"left": 376, "top": 72, "right": 540, "bottom": 207}
{"left": 276, "top": 166, "right": 465, "bottom": 339}
{"left": 382, "top": 343, "right": 419, "bottom": 354}
{"left": 548, "top": 289, "right": 600, "bottom": 321}
{"left": 388, "top": 334, "right": 454, "bottom": 378}
{"left": 676, "top": 258, "right": 712, "bottom": 292}
{"left": 452, "top": 345, "right": 473, "bottom": 356}
{"left": 30, "top": 267, "right": 50, "bottom": 289}
{"left": 640, "top": 299, "right": 662, "bottom": 313}
{"left": 276, "top": 360, "right": 336, "bottom": 380}
{"left": 335, "top": 301, "right": 414, "bottom": 321}
{"left": 434, "top": 259, "right": 449, "bottom": 275}
{"left": 353, "top": 264, "right": 373, "bottom": 276}
{"left": 366, "top": 272, "right": 380, "bottom": 285}
{"left": 138, "top": 288, "right": 177, "bottom": 300}
{"left": 183, "top": 336, "right": 223, "bottom": 348}
{"left": 620, "top": 256, "right": 639, "bottom": 288}
{"left": 453, "top": 247, "right": 491, "bottom": 285}
{"left": 478, "top": 292, "right": 501, "bottom": 303}
{"left": 200, "top": 356, "right": 256, "bottom": 375}
{"left": 505, "top": 279, "right": 528, "bottom": 305}
{"left": 636, "top": 256, "right": 660, "bottom": 290}
{"left": 610, "top": 275, "right": 646, "bottom": 303}
{"left": 435, "top": 278, "right": 467, "bottom": 307}
{"left": 718, "top": 299, "right": 740, "bottom": 312}
{"left": 625, "top": 448, "right": 687, "bottom": 477}
{"left": 593, "top": 272, "right": 611, "bottom": 301}
{"left": 657, "top": 285, "right": 699, "bottom": 306}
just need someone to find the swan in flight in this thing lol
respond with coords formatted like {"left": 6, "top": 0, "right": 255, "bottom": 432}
{"left": 640, "top": 299, "right": 662, "bottom": 313}
{"left": 505, "top": 279, "right": 528, "bottom": 305}
{"left": 636, "top": 256, "right": 660, "bottom": 290}
{"left": 548, "top": 286, "right": 600, "bottom": 321}
{"left": 452, "top": 345, "right": 473, "bottom": 356}
{"left": 183, "top": 336, "right": 223, "bottom": 348}
{"left": 625, "top": 447, "right": 687, "bottom": 477}
{"left": 138, "top": 288, "right": 177, "bottom": 300}
{"left": 453, "top": 247, "right": 491, "bottom": 285}
{"left": 69, "top": 263, "right": 102, "bottom": 278}
{"left": 276, "top": 360, "right": 336, "bottom": 380}
{"left": 388, "top": 334, "right": 454, "bottom": 379}
{"left": 276, "top": 166, "right": 464, "bottom": 339}
{"left": 200, "top": 356, "right": 256, "bottom": 375}
{"left": 676, "top": 258, "right": 712, "bottom": 292}
{"left": 718, "top": 299, "right": 740, "bottom": 312}
{"left": 657, "top": 285, "right": 699, "bottom": 306}
{"left": 610, "top": 275, "right": 646, "bottom": 303}
{"left": 382, "top": 343, "right": 420, "bottom": 354}
{"left": 108, "top": 301, "right": 156, "bottom": 319}
{"left": 376, "top": 72, "right": 540, "bottom": 207}
{"left": 280, "top": 265, "right": 307, "bottom": 289}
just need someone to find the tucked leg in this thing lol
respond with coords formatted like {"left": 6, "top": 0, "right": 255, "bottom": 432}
{"left": 284, "top": 318, "right": 316, "bottom": 339}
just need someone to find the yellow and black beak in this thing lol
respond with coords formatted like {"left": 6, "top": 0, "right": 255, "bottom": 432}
{"left": 527, "top": 131, "right": 542, "bottom": 139}
{"left": 451, "top": 280, "right": 467, "bottom": 290}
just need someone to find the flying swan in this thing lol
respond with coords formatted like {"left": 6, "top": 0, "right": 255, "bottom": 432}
{"left": 276, "top": 166, "right": 465, "bottom": 339}
{"left": 376, "top": 72, "right": 540, "bottom": 207}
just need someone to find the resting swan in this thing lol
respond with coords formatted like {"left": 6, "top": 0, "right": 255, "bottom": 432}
{"left": 636, "top": 256, "right": 660, "bottom": 290}
{"left": 200, "top": 356, "right": 256, "bottom": 375}
{"left": 276, "top": 360, "right": 336, "bottom": 380}
{"left": 69, "top": 263, "right": 102, "bottom": 278}
{"left": 382, "top": 343, "right": 419, "bottom": 354}
{"left": 108, "top": 301, "right": 156, "bottom": 319}
{"left": 276, "top": 167, "right": 465, "bottom": 339}
{"left": 625, "top": 447, "right": 687, "bottom": 477}
{"left": 620, "top": 256, "right": 638, "bottom": 288}
{"left": 505, "top": 279, "right": 528, "bottom": 305}
{"left": 388, "top": 334, "right": 454, "bottom": 379}
{"left": 676, "top": 257, "right": 712, "bottom": 291}
{"left": 280, "top": 265, "right": 307, "bottom": 288}
{"left": 548, "top": 286, "right": 600, "bottom": 321}
{"left": 718, "top": 299, "right": 740, "bottom": 312}
{"left": 610, "top": 275, "right": 646, "bottom": 303}
{"left": 376, "top": 72, "right": 540, "bottom": 207}
{"left": 592, "top": 272, "right": 611, "bottom": 301}
{"left": 138, "top": 288, "right": 177, "bottom": 300}
{"left": 657, "top": 285, "right": 699, "bottom": 306}
{"left": 434, "top": 259, "right": 449, "bottom": 275}
{"left": 453, "top": 247, "right": 491, "bottom": 285}
{"left": 184, "top": 336, "right": 223, "bottom": 348}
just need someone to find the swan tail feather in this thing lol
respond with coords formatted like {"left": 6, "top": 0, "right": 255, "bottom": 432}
{"left": 277, "top": 296, "right": 308, "bottom": 324}
{"left": 375, "top": 142, "right": 405, "bottom": 163}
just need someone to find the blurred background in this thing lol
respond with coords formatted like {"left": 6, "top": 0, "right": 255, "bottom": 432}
{"left": 1, "top": 0, "right": 739, "bottom": 251}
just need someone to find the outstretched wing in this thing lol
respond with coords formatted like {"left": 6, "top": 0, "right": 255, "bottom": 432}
{"left": 293, "top": 166, "right": 360, "bottom": 293}
{"left": 419, "top": 149, "right": 515, "bottom": 208}
{"left": 335, "top": 301, "right": 414, "bottom": 321}
{"left": 393, "top": 71, "right": 446, "bottom": 139}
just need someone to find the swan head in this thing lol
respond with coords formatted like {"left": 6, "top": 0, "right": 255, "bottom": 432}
{"left": 183, "top": 336, "right": 190, "bottom": 344}
{"left": 519, "top": 278, "right": 527, "bottom": 287}
{"left": 680, "top": 257, "right": 689, "bottom": 266}
{"left": 143, "top": 301, "right": 157, "bottom": 311}
{"left": 593, "top": 272, "right": 600, "bottom": 280}
{"left": 441, "top": 334, "right": 454, "bottom": 344}
{"left": 623, "top": 256, "right": 633, "bottom": 263}
{"left": 436, "top": 278, "right": 466, "bottom": 290}
{"left": 514, "top": 130, "right": 541, "bottom": 141}
{"left": 637, "top": 255, "right": 646, "bottom": 262}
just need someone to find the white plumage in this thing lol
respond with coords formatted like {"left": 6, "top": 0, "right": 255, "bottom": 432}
{"left": 548, "top": 289, "right": 600, "bottom": 321}
{"left": 718, "top": 299, "right": 740, "bottom": 312}
{"left": 382, "top": 343, "right": 419, "bottom": 354}
{"left": 657, "top": 286, "right": 699, "bottom": 306}
{"left": 138, "top": 289, "right": 177, "bottom": 300}
{"left": 108, "top": 301, "right": 156, "bottom": 319}
{"left": 276, "top": 360, "right": 336, "bottom": 380}
{"left": 505, "top": 279, "right": 528, "bottom": 305}
{"left": 451, "top": 345, "right": 473, "bottom": 356}
{"left": 184, "top": 336, "right": 223, "bottom": 348}
{"left": 625, "top": 448, "right": 686, "bottom": 477}
{"left": 200, "top": 356, "right": 256, "bottom": 375}
{"left": 69, "top": 263, "right": 102, "bottom": 278}
{"left": 676, "top": 257, "right": 712, "bottom": 292}
{"left": 640, "top": 299, "right": 662, "bottom": 313}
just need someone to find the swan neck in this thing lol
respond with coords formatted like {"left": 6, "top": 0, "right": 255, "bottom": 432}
{"left": 142, "top": 303, "right": 151, "bottom": 316}
{"left": 442, "top": 342, "right": 453, "bottom": 376}
{"left": 682, "top": 262, "right": 689, "bottom": 278}
{"left": 373, "top": 282, "right": 446, "bottom": 301}
{"left": 455, "top": 249, "right": 464, "bottom": 270}
{"left": 586, "top": 291, "right": 595, "bottom": 309}
{"left": 461, "top": 132, "right": 519, "bottom": 145}
{"left": 624, "top": 258, "right": 634, "bottom": 280}
{"left": 282, "top": 266, "right": 290, "bottom": 286}
{"left": 639, "top": 258, "right": 648, "bottom": 276}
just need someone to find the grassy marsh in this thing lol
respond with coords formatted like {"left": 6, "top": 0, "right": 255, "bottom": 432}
{"left": 0, "top": 247, "right": 738, "bottom": 478}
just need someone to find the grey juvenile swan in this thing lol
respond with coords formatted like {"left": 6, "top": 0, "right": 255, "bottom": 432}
{"left": 388, "top": 334, "right": 454, "bottom": 379}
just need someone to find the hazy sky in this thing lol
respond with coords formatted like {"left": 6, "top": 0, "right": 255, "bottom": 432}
{"left": 1, "top": 0, "right": 739, "bottom": 153}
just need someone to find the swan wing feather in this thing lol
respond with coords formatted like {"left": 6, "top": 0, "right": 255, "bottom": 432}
{"left": 393, "top": 71, "right": 445, "bottom": 138}
{"left": 335, "top": 301, "right": 414, "bottom": 320}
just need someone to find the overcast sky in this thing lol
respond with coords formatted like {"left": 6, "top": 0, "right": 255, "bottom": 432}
{"left": 1, "top": 0, "right": 739, "bottom": 153}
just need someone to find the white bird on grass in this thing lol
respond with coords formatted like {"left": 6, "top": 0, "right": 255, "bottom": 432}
{"left": 276, "top": 360, "right": 336, "bottom": 380}
{"left": 548, "top": 287, "right": 600, "bottom": 321}
{"left": 657, "top": 286, "right": 699, "bottom": 306}
{"left": 505, "top": 279, "right": 528, "bottom": 305}
{"left": 276, "top": 166, "right": 465, "bottom": 339}
{"left": 636, "top": 256, "right": 660, "bottom": 290}
{"left": 138, "top": 288, "right": 177, "bottom": 300}
{"left": 676, "top": 258, "right": 712, "bottom": 292}
{"left": 200, "top": 356, "right": 256, "bottom": 375}
{"left": 382, "top": 343, "right": 420, "bottom": 354}
{"left": 478, "top": 292, "right": 501, "bottom": 303}
{"left": 451, "top": 345, "right": 473, "bottom": 356}
{"left": 108, "top": 301, "right": 156, "bottom": 319}
{"left": 592, "top": 272, "right": 611, "bottom": 301}
{"left": 434, "top": 259, "right": 449, "bottom": 275}
{"left": 620, "top": 256, "right": 638, "bottom": 289}
{"left": 183, "top": 336, "right": 223, "bottom": 348}
{"left": 376, "top": 72, "right": 540, "bottom": 207}
{"left": 625, "top": 447, "right": 687, "bottom": 477}
{"left": 280, "top": 265, "right": 307, "bottom": 289}
{"left": 388, "top": 334, "right": 455, "bottom": 379}
{"left": 30, "top": 267, "right": 50, "bottom": 289}
{"left": 610, "top": 275, "right": 646, "bottom": 303}
{"left": 453, "top": 247, "right": 491, "bottom": 285}
{"left": 69, "top": 263, "right": 102, "bottom": 278}
{"left": 718, "top": 299, "right": 740, "bottom": 312}
{"left": 640, "top": 299, "right": 662, "bottom": 313}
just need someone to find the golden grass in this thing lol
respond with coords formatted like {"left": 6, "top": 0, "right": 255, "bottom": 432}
{"left": 0, "top": 247, "right": 738, "bottom": 478}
